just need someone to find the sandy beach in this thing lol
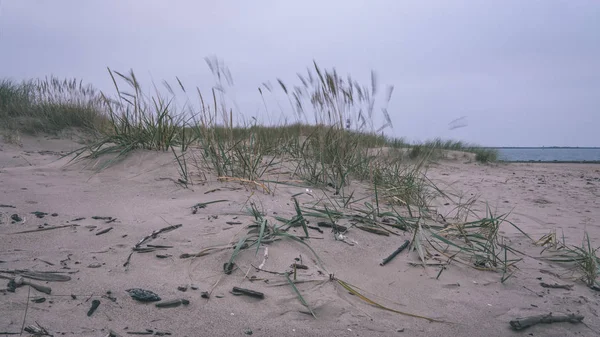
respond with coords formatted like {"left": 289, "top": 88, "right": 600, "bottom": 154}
{"left": 1, "top": 135, "right": 599, "bottom": 337}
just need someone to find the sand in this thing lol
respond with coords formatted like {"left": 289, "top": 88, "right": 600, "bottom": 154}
{"left": 1, "top": 134, "right": 599, "bottom": 337}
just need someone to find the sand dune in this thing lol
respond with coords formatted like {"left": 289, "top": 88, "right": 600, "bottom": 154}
{"left": 1, "top": 135, "right": 599, "bottom": 337}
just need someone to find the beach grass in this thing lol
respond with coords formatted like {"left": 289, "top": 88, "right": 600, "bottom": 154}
{"left": 0, "top": 77, "right": 107, "bottom": 134}
{"left": 5, "top": 61, "right": 578, "bottom": 324}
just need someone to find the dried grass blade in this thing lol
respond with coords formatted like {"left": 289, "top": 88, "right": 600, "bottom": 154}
{"left": 336, "top": 279, "right": 444, "bottom": 323}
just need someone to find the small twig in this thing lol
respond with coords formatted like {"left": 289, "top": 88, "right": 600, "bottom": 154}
{"left": 232, "top": 287, "right": 264, "bottom": 299}
{"left": 134, "top": 224, "right": 182, "bottom": 248}
{"left": 36, "top": 259, "right": 55, "bottom": 266}
{"left": 540, "top": 282, "right": 573, "bottom": 290}
{"left": 123, "top": 252, "right": 134, "bottom": 268}
{"left": 380, "top": 240, "right": 410, "bottom": 266}
{"left": 146, "top": 244, "right": 173, "bottom": 248}
{"left": 510, "top": 313, "right": 584, "bottom": 330}
{"left": 307, "top": 225, "right": 323, "bottom": 233}
{"left": 8, "top": 224, "right": 78, "bottom": 235}
{"left": 96, "top": 227, "right": 113, "bottom": 236}
{"left": 20, "top": 285, "right": 31, "bottom": 335}
{"left": 355, "top": 225, "right": 390, "bottom": 236}
{"left": 251, "top": 264, "right": 285, "bottom": 275}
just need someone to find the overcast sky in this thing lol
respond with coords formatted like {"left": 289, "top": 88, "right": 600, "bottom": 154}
{"left": 1, "top": 1, "right": 598, "bottom": 147}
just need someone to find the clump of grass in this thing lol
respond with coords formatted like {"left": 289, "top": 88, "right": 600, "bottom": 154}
{"left": 0, "top": 77, "right": 107, "bottom": 134}
{"left": 474, "top": 148, "right": 498, "bottom": 163}
{"left": 408, "top": 138, "right": 498, "bottom": 163}
{"left": 419, "top": 204, "right": 530, "bottom": 282}
{"left": 67, "top": 68, "right": 192, "bottom": 170}
{"left": 541, "top": 232, "right": 600, "bottom": 289}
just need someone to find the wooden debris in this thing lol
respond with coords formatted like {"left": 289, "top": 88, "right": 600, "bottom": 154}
{"left": 0, "top": 204, "right": 16, "bottom": 208}
{"left": 133, "top": 247, "right": 159, "bottom": 253}
{"left": 408, "top": 261, "right": 448, "bottom": 267}
{"left": 135, "top": 224, "right": 182, "bottom": 248}
{"left": 317, "top": 221, "right": 347, "bottom": 232}
{"left": 380, "top": 240, "right": 410, "bottom": 266}
{"left": 126, "top": 330, "right": 154, "bottom": 335}
{"left": 510, "top": 313, "right": 584, "bottom": 330}
{"left": 96, "top": 227, "right": 113, "bottom": 235}
{"left": 8, "top": 224, "right": 78, "bottom": 235}
{"left": 87, "top": 299, "right": 101, "bottom": 316}
{"left": 123, "top": 252, "right": 134, "bottom": 267}
{"left": 147, "top": 244, "right": 173, "bottom": 248}
{"left": 24, "top": 322, "right": 50, "bottom": 336}
{"left": 31, "top": 297, "right": 46, "bottom": 303}
{"left": 0, "top": 270, "right": 72, "bottom": 282}
{"left": 92, "top": 216, "right": 113, "bottom": 221}
{"left": 36, "top": 259, "right": 54, "bottom": 266}
{"left": 540, "top": 282, "right": 573, "bottom": 290}
{"left": 124, "top": 224, "right": 182, "bottom": 268}
{"left": 191, "top": 200, "right": 229, "bottom": 214}
{"left": 356, "top": 225, "right": 390, "bottom": 236}
{"left": 232, "top": 287, "right": 264, "bottom": 299}
{"left": 290, "top": 263, "right": 308, "bottom": 270}
{"left": 14, "top": 276, "right": 52, "bottom": 294}
{"left": 155, "top": 299, "right": 190, "bottom": 308}
{"left": 307, "top": 225, "right": 323, "bottom": 233}
{"left": 24, "top": 271, "right": 70, "bottom": 282}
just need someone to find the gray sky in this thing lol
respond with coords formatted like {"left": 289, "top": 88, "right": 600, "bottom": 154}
{"left": 1, "top": 0, "right": 598, "bottom": 147}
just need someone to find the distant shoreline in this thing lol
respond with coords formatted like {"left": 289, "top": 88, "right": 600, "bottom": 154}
{"left": 491, "top": 147, "right": 600, "bottom": 149}
{"left": 498, "top": 160, "right": 600, "bottom": 164}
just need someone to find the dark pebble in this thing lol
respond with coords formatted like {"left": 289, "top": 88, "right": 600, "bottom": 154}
{"left": 126, "top": 288, "right": 161, "bottom": 302}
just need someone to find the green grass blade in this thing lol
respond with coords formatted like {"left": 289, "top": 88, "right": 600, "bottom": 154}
{"left": 285, "top": 272, "right": 315, "bottom": 318}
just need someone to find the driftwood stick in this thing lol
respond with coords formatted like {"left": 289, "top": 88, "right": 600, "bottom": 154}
{"left": 232, "top": 287, "right": 264, "bottom": 299}
{"left": 123, "top": 252, "right": 134, "bottom": 268}
{"left": 380, "top": 240, "right": 410, "bottom": 266}
{"left": 134, "top": 224, "right": 182, "bottom": 248}
{"left": 14, "top": 276, "right": 52, "bottom": 294}
{"left": 356, "top": 225, "right": 390, "bottom": 236}
{"left": 125, "top": 224, "right": 182, "bottom": 268}
{"left": 540, "top": 282, "right": 573, "bottom": 290}
{"left": 96, "top": 227, "right": 113, "bottom": 236}
{"left": 8, "top": 224, "right": 78, "bottom": 235}
{"left": 510, "top": 313, "right": 584, "bottom": 330}
{"left": 0, "top": 270, "right": 71, "bottom": 282}
{"left": 317, "top": 222, "right": 347, "bottom": 232}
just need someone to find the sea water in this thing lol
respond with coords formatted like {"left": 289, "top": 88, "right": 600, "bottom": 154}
{"left": 496, "top": 148, "right": 600, "bottom": 163}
